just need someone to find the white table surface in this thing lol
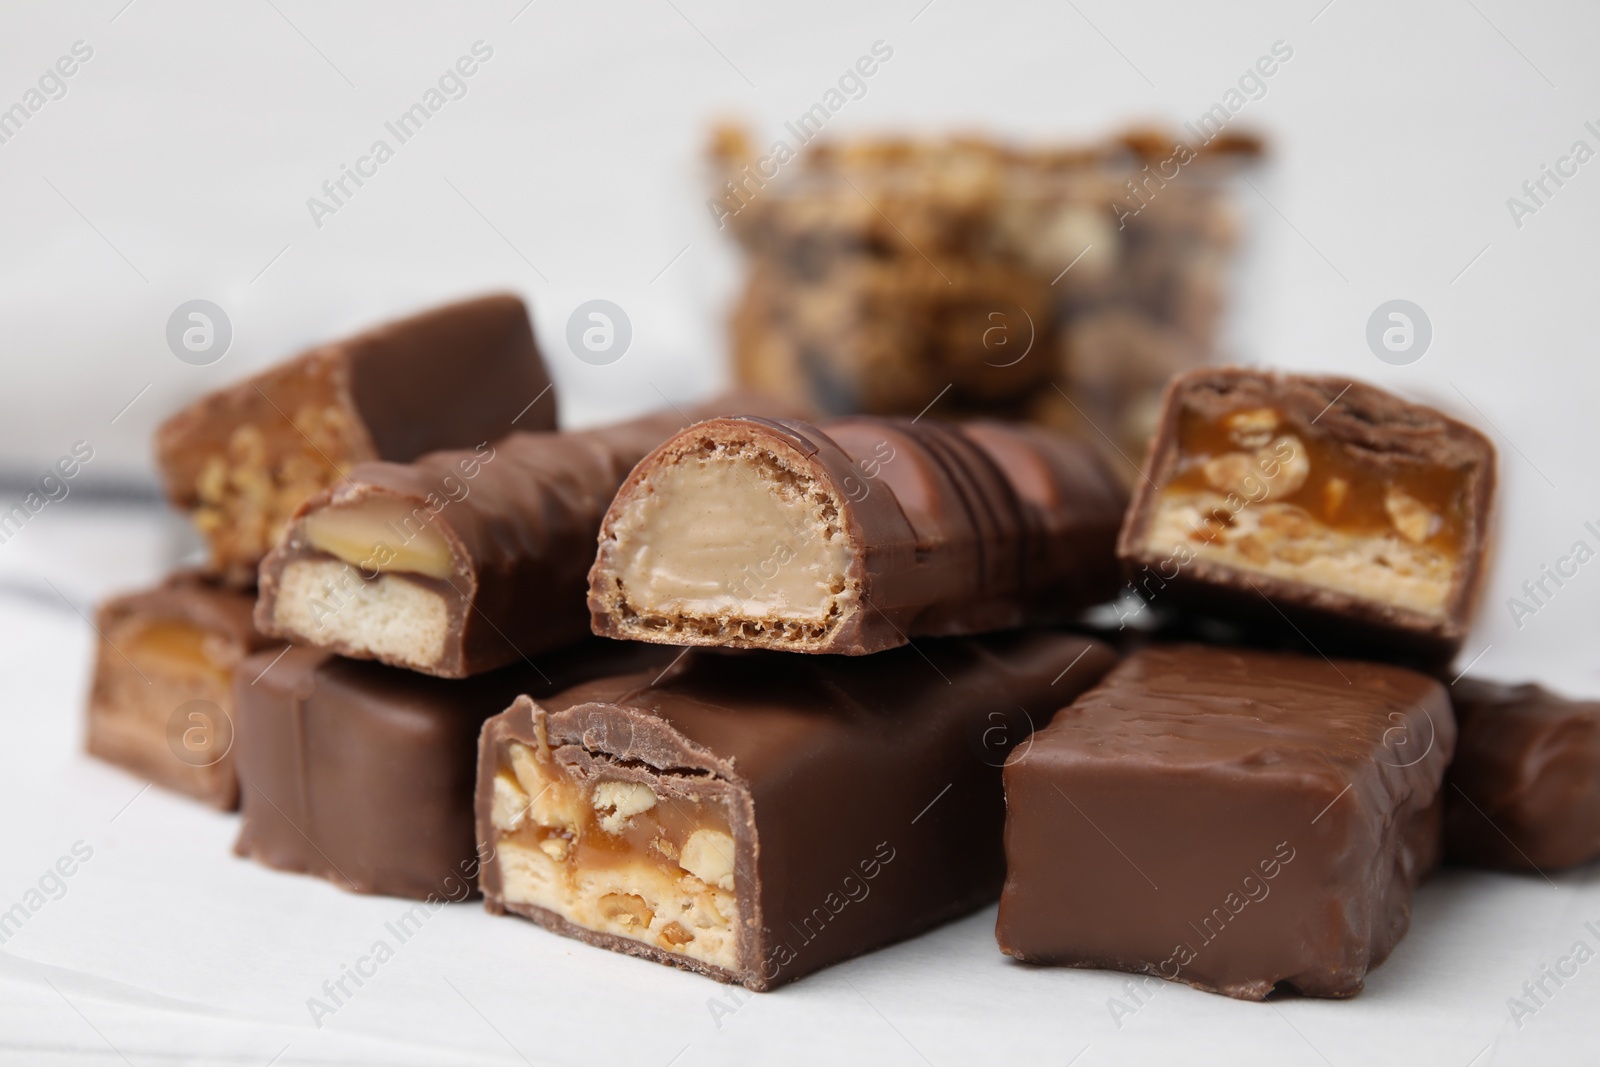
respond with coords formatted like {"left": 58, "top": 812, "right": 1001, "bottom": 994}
{"left": 0, "top": 505, "right": 1594, "bottom": 1067}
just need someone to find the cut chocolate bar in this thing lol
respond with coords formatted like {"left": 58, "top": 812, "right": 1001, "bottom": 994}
{"left": 997, "top": 643, "right": 1453, "bottom": 1000}
{"left": 1445, "top": 678, "right": 1600, "bottom": 871}
{"left": 157, "top": 293, "right": 554, "bottom": 586}
{"left": 1117, "top": 368, "right": 1496, "bottom": 665}
{"left": 86, "top": 572, "right": 283, "bottom": 810}
{"left": 233, "top": 640, "right": 670, "bottom": 901}
{"left": 255, "top": 392, "right": 805, "bottom": 678}
{"left": 477, "top": 630, "right": 1116, "bottom": 989}
{"left": 588, "top": 416, "right": 1126, "bottom": 654}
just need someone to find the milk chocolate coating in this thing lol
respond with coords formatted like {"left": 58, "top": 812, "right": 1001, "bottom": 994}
{"left": 1445, "top": 678, "right": 1600, "bottom": 871}
{"left": 157, "top": 293, "right": 555, "bottom": 586}
{"left": 85, "top": 571, "right": 282, "bottom": 810}
{"left": 997, "top": 643, "right": 1454, "bottom": 1000}
{"left": 1117, "top": 368, "right": 1496, "bottom": 667}
{"left": 588, "top": 416, "right": 1127, "bottom": 654}
{"left": 255, "top": 392, "right": 805, "bottom": 678}
{"left": 233, "top": 640, "right": 671, "bottom": 900}
{"left": 477, "top": 630, "right": 1118, "bottom": 989}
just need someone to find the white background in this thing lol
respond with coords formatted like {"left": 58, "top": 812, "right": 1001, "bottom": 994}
{"left": 1, "top": 1, "right": 1597, "bottom": 1063}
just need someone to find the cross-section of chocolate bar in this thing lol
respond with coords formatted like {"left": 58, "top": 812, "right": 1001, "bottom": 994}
{"left": 477, "top": 630, "right": 1117, "bottom": 989}
{"left": 587, "top": 416, "right": 1126, "bottom": 654}
{"left": 86, "top": 572, "right": 284, "bottom": 809}
{"left": 233, "top": 639, "right": 672, "bottom": 900}
{"left": 1116, "top": 368, "right": 1496, "bottom": 665}
{"left": 997, "top": 643, "right": 1453, "bottom": 999}
{"left": 1445, "top": 678, "right": 1600, "bottom": 871}
{"left": 157, "top": 293, "right": 555, "bottom": 586}
{"left": 255, "top": 392, "right": 804, "bottom": 678}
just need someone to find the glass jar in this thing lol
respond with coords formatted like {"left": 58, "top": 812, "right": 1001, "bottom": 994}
{"left": 712, "top": 126, "right": 1262, "bottom": 470}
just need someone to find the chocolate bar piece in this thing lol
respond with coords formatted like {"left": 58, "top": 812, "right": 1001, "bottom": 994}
{"left": 1116, "top": 369, "right": 1496, "bottom": 666}
{"left": 233, "top": 640, "right": 670, "bottom": 900}
{"left": 86, "top": 572, "right": 283, "bottom": 810}
{"left": 255, "top": 392, "right": 804, "bottom": 678}
{"left": 997, "top": 643, "right": 1453, "bottom": 1000}
{"left": 1445, "top": 678, "right": 1600, "bottom": 871}
{"left": 588, "top": 416, "right": 1126, "bottom": 654}
{"left": 157, "top": 293, "right": 555, "bottom": 586}
{"left": 477, "top": 630, "right": 1117, "bottom": 989}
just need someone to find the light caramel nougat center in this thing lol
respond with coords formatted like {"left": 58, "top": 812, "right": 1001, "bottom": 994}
{"left": 1143, "top": 406, "right": 1466, "bottom": 617}
{"left": 490, "top": 736, "right": 740, "bottom": 970}
{"left": 607, "top": 447, "right": 852, "bottom": 629}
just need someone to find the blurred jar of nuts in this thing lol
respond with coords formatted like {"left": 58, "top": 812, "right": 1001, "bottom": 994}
{"left": 711, "top": 125, "right": 1262, "bottom": 476}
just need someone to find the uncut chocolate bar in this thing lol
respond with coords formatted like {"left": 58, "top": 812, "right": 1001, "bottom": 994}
{"left": 157, "top": 293, "right": 554, "bottom": 586}
{"left": 1117, "top": 369, "right": 1495, "bottom": 665}
{"left": 1445, "top": 678, "right": 1600, "bottom": 871}
{"left": 997, "top": 643, "right": 1453, "bottom": 1000}
{"left": 477, "top": 630, "right": 1117, "bottom": 989}
{"left": 86, "top": 572, "right": 283, "bottom": 809}
{"left": 588, "top": 416, "right": 1126, "bottom": 654}
{"left": 233, "top": 640, "right": 670, "bottom": 901}
{"left": 255, "top": 392, "right": 802, "bottom": 678}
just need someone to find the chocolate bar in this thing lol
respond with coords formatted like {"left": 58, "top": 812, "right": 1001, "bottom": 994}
{"left": 1116, "top": 368, "right": 1496, "bottom": 665}
{"left": 255, "top": 392, "right": 804, "bottom": 678}
{"left": 996, "top": 643, "right": 1453, "bottom": 999}
{"left": 86, "top": 572, "right": 283, "bottom": 809}
{"left": 588, "top": 416, "right": 1126, "bottom": 654}
{"left": 477, "top": 630, "right": 1117, "bottom": 989}
{"left": 157, "top": 293, "right": 554, "bottom": 586}
{"left": 1445, "top": 678, "right": 1600, "bottom": 871}
{"left": 233, "top": 639, "right": 670, "bottom": 900}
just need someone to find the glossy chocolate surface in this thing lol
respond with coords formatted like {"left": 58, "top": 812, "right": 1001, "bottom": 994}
{"left": 257, "top": 393, "right": 803, "bottom": 677}
{"left": 1446, "top": 678, "right": 1600, "bottom": 871}
{"left": 997, "top": 643, "right": 1454, "bottom": 999}
{"left": 233, "top": 639, "right": 671, "bottom": 900}
{"left": 589, "top": 415, "right": 1126, "bottom": 654}
{"left": 479, "top": 629, "right": 1118, "bottom": 989}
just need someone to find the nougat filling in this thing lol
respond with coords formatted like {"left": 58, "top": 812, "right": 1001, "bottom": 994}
{"left": 600, "top": 439, "right": 853, "bottom": 646}
{"left": 1143, "top": 406, "right": 1469, "bottom": 617}
{"left": 489, "top": 733, "right": 740, "bottom": 970}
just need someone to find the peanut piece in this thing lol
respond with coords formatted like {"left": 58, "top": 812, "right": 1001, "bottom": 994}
{"left": 490, "top": 772, "right": 529, "bottom": 832}
{"left": 507, "top": 742, "right": 580, "bottom": 832}
{"left": 1225, "top": 407, "right": 1280, "bottom": 448}
{"left": 680, "top": 828, "right": 736, "bottom": 891}
{"left": 599, "top": 892, "right": 654, "bottom": 929}
{"left": 593, "top": 780, "right": 657, "bottom": 834}
{"left": 1265, "top": 436, "right": 1310, "bottom": 497}
{"left": 1385, "top": 487, "right": 1439, "bottom": 544}
{"left": 1202, "top": 453, "right": 1257, "bottom": 495}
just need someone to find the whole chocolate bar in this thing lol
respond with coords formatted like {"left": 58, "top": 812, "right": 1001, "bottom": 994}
{"left": 997, "top": 643, "right": 1453, "bottom": 1000}
{"left": 86, "top": 571, "right": 283, "bottom": 809}
{"left": 1116, "top": 368, "right": 1496, "bottom": 666}
{"left": 157, "top": 293, "right": 555, "bottom": 586}
{"left": 477, "top": 630, "right": 1117, "bottom": 989}
{"left": 255, "top": 392, "right": 804, "bottom": 678}
{"left": 233, "top": 639, "right": 671, "bottom": 901}
{"left": 588, "top": 416, "right": 1126, "bottom": 654}
{"left": 1445, "top": 678, "right": 1600, "bottom": 871}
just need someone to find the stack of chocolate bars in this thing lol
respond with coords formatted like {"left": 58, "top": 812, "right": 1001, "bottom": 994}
{"left": 87, "top": 302, "right": 1600, "bottom": 1001}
